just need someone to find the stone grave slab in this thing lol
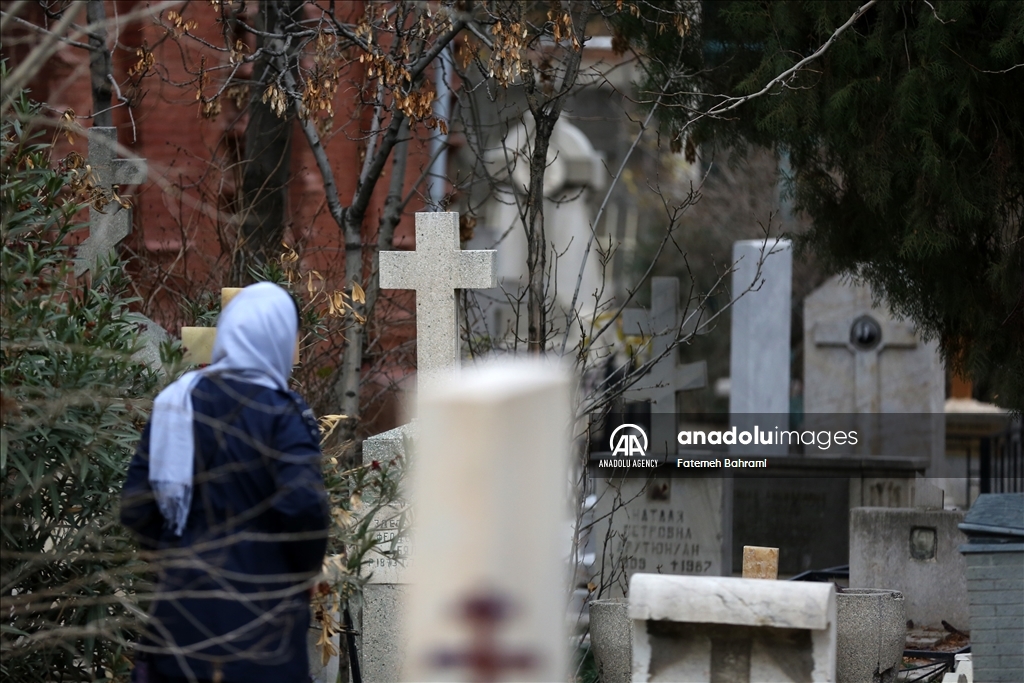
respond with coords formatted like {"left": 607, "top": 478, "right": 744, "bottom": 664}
{"left": 621, "top": 276, "right": 707, "bottom": 453}
{"left": 591, "top": 474, "right": 732, "bottom": 598}
{"left": 180, "top": 287, "right": 300, "bottom": 366}
{"left": 729, "top": 239, "right": 792, "bottom": 421}
{"left": 590, "top": 278, "right": 718, "bottom": 598}
{"left": 360, "top": 212, "right": 500, "bottom": 681}
{"left": 803, "top": 276, "right": 945, "bottom": 474}
{"left": 73, "top": 127, "right": 168, "bottom": 369}
{"left": 629, "top": 573, "right": 837, "bottom": 682}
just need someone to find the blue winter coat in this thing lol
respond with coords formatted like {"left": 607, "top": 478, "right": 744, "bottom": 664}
{"left": 121, "top": 376, "right": 330, "bottom": 683}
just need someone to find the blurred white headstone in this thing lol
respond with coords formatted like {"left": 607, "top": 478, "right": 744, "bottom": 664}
{"left": 402, "top": 359, "right": 571, "bottom": 682}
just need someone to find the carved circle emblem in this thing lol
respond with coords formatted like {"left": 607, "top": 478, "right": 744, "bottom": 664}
{"left": 849, "top": 315, "right": 882, "bottom": 351}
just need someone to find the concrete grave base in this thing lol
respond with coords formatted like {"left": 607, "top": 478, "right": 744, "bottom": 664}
{"left": 629, "top": 574, "right": 837, "bottom": 682}
{"left": 850, "top": 508, "right": 968, "bottom": 629}
{"left": 361, "top": 583, "right": 407, "bottom": 683}
{"left": 836, "top": 589, "right": 906, "bottom": 683}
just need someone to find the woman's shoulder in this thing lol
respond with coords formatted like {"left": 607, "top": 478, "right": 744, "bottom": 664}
{"left": 193, "top": 376, "right": 308, "bottom": 414}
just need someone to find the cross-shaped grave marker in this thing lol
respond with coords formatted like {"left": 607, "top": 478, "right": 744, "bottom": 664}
{"left": 379, "top": 212, "right": 497, "bottom": 384}
{"left": 74, "top": 127, "right": 147, "bottom": 277}
{"left": 179, "top": 287, "right": 299, "bottom": 365}
{"left": 812, "top": 314, "right": 917, "bottom": 413}
{"left": 431, "top": 592, "right": 536, "bottom": 683}
{"left": 622, "top": 276, "right": 707, "bottom": 454}
{"left": 404, "top": 359, "right": 569, "bottom": 682}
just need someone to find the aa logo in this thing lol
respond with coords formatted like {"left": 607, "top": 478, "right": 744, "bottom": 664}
{"left": 610, "top": 424, "right": 648, "bottom": 457}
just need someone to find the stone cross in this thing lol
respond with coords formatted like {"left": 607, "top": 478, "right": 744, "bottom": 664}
{"left": 431, "top": 592, "right": 537, "bottom": 683}
{"left": 812, "top": 314, "right": 916, "bottom": 413}
{"left": 179, "top": 288, "right": 243, "bottom": 365}
{"left": 403, "top": 359, "right": 570, "bottom": 682}
{"left": 622, "top": 276, "right": 707, "bottom": 454}
{"left": 74, "top": 127, "right": 147, "bottom": 277}
{"left": 179, "top": 287, "right": 301, "bottom": 366}
{"left": 379, "top": 212, "right": 496, "bottom": 385}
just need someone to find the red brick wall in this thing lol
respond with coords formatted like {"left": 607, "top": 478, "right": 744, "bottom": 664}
{"left": 2, "top": 1, "right": 433, "bottom": 430}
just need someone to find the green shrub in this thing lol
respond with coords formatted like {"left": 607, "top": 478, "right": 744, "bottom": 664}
{"left": 1, "top": 89, "right": 163, "bottom": 682}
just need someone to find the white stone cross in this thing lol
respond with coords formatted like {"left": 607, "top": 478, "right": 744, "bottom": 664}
{"left": 379, "top": 212, "right": 497, "bottom": 384}
{"left": 622, "top": 276, "right": 707, "bottom": 454}
{"left": 404, "top": 359, "right": 570, "bottom": 682}
{"left": 74, "top": 127, "right": 147, "bottom": 277}
{"left": 813, "top": 314, "right": 917, "bottom": 413}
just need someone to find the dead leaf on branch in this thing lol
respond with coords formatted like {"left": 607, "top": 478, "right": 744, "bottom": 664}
{"left": 351, "top": 281, "right": 365, "bottom": 304}
{"left": 60, "top": 109, "right": 79, "bottom": 145}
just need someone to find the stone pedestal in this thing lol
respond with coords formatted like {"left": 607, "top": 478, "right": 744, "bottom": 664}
{"left": 836, "top": 589, "right": 906, "bottom": 683}
{"left": 589, "top": 599, "right": 632, "bottom": 683}
{"left": 362, "top": 583, "right": 408, "bottom": 683}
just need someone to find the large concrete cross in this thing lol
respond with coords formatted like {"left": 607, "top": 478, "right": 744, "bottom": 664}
{"left": 379, "top": 212, "right": 497, "bottom": 384}
{"left": 622, "top": 276, "right": 707, "bottom": 454}
{"left": 813, "top": 314, "right": 917, "bottom": 413}
{"left": 74, "top": 127, "right": 147, "bottom": 277}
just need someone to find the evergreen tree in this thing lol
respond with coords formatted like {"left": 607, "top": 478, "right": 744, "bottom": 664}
{"left": 617, "top": 0, "right": 1024, "bottom": 409}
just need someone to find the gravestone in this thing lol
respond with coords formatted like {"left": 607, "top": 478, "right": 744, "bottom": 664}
{"left": 621, "top": 276, "right": 707, "bottom": 454}
{"left": 591, "top": 277, "right": 724, "bottom": 597}
{"left": 835, "top": 589, "right": 905, "bottom": 683}
{"left": 361, "top": 211, "right": 498, "bottom": 682}
{"left": 179, "top": 287, "right": 299, "bottom": 366}
{"left": 481, "top": 117, "right": 605, "bottom": 335}
{"left": 74, "top": 127, "right": 147, "bottom": 277}
{"left": 803, "top": 276, "right": 945, "bottom": 472}
{"left": 379, "top": 211, "right": 497, "bottom": 386}
{"left": 402, "top": 359, "right": 571, "bottom": 682}
{"left": 629, "top": 573, "right": 837, "bottom": 682}
{"left": 729, "top": 239, "right": 792, "bottom": 425}
{"left": 74, "top": 127, "right": 169, "bottom": 368}
{"left": 849, "top": 506, "right": 969, "bottom": 630}
{"left": 592, "top": 475, "right": 731, "bottom": 595}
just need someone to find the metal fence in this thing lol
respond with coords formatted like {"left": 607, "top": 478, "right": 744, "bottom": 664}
{"left": 978, "top": 420, "right": 1023, "bottom": 494}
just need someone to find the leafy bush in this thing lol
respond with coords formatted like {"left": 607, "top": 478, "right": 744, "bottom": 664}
{"left": 1, "top": 89, "right": 163, "bottom": 682}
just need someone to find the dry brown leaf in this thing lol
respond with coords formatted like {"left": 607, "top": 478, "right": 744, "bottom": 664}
{"left": 351, "top": 281, "right": 365, "bottom": 304}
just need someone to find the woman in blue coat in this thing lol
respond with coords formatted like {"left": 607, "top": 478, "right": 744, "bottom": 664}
{"left": 121, "top": 282, "right": 330, "bottom": 683}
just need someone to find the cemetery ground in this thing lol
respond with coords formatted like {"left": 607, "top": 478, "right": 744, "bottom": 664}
{"left": 4, "top": 1, "right": 1024, "bottom": 680}
{"left": 5, "top": 107, "right": 1022, "bottom": 682}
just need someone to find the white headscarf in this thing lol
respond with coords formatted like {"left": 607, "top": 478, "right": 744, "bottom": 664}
{"left": 148, "top": 282, "right": 298, "bottom": 536}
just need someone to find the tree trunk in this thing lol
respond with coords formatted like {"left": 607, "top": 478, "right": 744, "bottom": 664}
{"left": 526, "top": 114, "right": 555, "bottom": 353}
{"left": 86, "top": 0, "right": 111, "bottom": 127}
{"left": 231, "top": 1, "right": 301, "bottom": 285}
